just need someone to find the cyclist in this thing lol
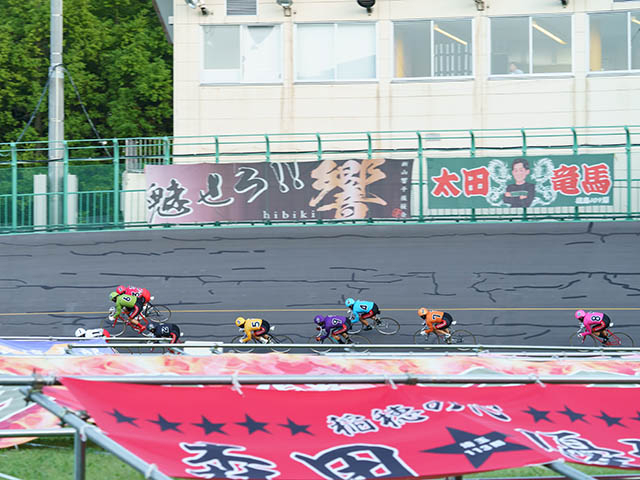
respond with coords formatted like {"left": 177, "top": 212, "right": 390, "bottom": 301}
{"left": 109, "top": 291, "right": 147, "bottom": 334}
{"left": 575, "top": 310, "right": 611, "bottom": 342}
{"left": 314, "top": 315, "right": 351, "bottom": 344}
{"left": 116, "top": 285, "right": 153, "bottom": 304}
{"left": 235, "top": 316, "right": 271, "bottom": 343}
{"left": 147, "top": 322, "right": 182, "bottom": 344}
{"left": 75, "top": 327, "right": 110, "bottom": 338}
{"left": 345, "top": 298, "right": 379, "bottom": 331}
{"left": 417, "top": 307, "right": 453, "bottom": 341}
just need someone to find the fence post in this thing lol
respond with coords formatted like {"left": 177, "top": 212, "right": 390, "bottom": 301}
{"left": 265, "top": 135, "right": 271, "bottom": 162}
{"left": 625, "top": 126, "right": 631, "bottom": 219}
{"left": 214, "top": 136, "right": 220, "bottom": 164}
{"left": 572, "top": 127, "right": 579, "bottom": 221}
{"left": 469, "top": 130, "right": 476, "bottom": 157}
{"left": 417, "top": 132, "right": 424, "bottom": 222}
{"left": 113, "top": 139, "right": 120, "bottom": 226}
{"left": 521, "top": 128, "right": 527, "bottom": 156}
{"left": 162, "top": 136, "right": 170, "bottom": 165}
{"left": 366, "top": 132, "right": 372, "bottom": 159}
{"left": 316, "top": 133, "right": 322, "bottom": 161}
{"left": 62, "top": 141, "right": 68, "bottom": 229}
{"left": 10, "top": 142, "right": 17, "bottom": 231}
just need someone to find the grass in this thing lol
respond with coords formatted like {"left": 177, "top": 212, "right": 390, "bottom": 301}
{"left": 1, "top": 437, "right": 639, "bottom": 479}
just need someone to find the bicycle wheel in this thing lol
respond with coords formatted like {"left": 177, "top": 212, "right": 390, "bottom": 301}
{"left": 349, "top": 321, "right": 363, "bottom": 334}
{"left": 347, "top": 334, "right": 371, "bottom": 353}
{"left": 375, "top": 317, "right": 400, "bottom": 335}
{"left": 268, "top": 334, "right": 293, "bottom": 353}
{"left": 607, "top": 332, "right": 635, "bottom": 347}
{"left": 568, "top": 332, "right": 598, "bottom": 348}
{"left": 309, "top": 335, "right": 331, "bottom": 354}
{"left": 449, "top": 329, "right": 477, "bottom": 346}
{"left": 230, "top": 335, "right": 255, "bottom": 353}
{"left": 146, "top": 304, "right": 171, "bottom": 323}
{"left": 413, "top": 328, "right": 439, "bottom": 345}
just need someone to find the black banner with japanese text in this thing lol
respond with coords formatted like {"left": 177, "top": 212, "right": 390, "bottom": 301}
{"left": 145, "top": 159, "right": 412, "bottom": 224}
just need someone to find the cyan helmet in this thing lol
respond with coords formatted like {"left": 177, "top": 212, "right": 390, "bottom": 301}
{"left": 314, "top": 315, "right": 325, "bottom": 325}
{"left": 109, "top": 291, "right": 119, "bottom": 302}
{"left": 575, "top": 309, "right": 586, "bottom": 320}
{"left": 345, "top": 298, "right": 355, "bottom": 308}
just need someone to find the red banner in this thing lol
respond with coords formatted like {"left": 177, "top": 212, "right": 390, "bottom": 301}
{"left": 57, "top": 379, "right": 640, "bottom": 479}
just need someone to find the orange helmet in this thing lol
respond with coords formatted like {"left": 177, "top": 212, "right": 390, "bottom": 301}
{"left": 417, "top": 307, "right": 428, "bottom": 317}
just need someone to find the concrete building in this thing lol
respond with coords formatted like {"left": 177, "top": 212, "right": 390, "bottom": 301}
{"left": 162, "top": 0, "right": 640, "bottom": 139}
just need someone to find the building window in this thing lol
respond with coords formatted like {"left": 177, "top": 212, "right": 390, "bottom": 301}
{"left": 295, "top": 23, "right": 376, "bottom": 81}
{"left": 227, "top": 0, "right": 256, "bottom": 16}
{"left": 490, "top": 15, "right": 572, "bottom": 75}
{"left": 589, "top": 11, "right": 640, "bottom": 72}
{"left": 202, "top": 25, "right": 282, "bottom": 83}
{"left": 393, "top": 19, "right": 473, "bottom": 78}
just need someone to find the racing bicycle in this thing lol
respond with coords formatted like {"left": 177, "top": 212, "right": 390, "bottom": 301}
{"left": 568, "top": 327, "right": 634, "bottom": 347}
{"left": 230, "top": 332, "right": 294, "bottom": 353}
{"left": 101, "top": 303, "right": 172, "bottom": 337}
{"left": 308, "top": 332, "right": 371, "bottom": 354}
{"left": 348, "top": 313, "right": 400, "bottom": 335}
{"left": 413, "top": 324, "right": 477, "bottom": 346}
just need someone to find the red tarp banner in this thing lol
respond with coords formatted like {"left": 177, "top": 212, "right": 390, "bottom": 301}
{"left": 57, "top": 378, "right": 640, "bottom": 479}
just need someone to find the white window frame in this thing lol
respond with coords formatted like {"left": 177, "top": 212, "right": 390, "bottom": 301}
{"left": 293, "top": 22, "right": 378, "bottom": 83}
{"left": 201, "top": 24, "right": 283, "bottom": 85}
{"left": 488, "top": 14, "right": 574, "bottom": 79}
{"left": 587, "top": 10, "right": 640, "bottom": 75}
{"left": 391, "top": 18, "right": 475, "bottom": 81}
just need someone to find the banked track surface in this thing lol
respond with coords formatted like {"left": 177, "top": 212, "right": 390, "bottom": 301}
{"left": 0, "top": 221, "right": 639, "bottom": 347}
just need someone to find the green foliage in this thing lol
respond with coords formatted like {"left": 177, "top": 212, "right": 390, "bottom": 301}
{"left": 0, "top": 0, "right": 173, "bottom": 145}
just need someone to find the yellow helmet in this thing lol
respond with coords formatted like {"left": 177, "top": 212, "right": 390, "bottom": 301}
{"left": 235, "top": 317, "right": 246, "bottom": 327}
{"left": 417, "top": 307, "right": 428, "bottom": 317}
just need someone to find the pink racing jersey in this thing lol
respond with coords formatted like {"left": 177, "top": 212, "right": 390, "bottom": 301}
{"left": 581, "top": 311, "right": 606, "bottom": 336}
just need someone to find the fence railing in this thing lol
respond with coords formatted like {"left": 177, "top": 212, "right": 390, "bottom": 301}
{"left": 1, "top": 126, "right": 639, "bottom": 234}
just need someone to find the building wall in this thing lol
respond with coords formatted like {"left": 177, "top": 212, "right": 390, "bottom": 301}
{"left": 173, "top": 0, "right": 640, "bottom": 143}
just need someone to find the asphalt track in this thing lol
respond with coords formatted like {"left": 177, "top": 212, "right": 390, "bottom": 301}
{"left": 0, "top": 221, "right": 639, "bottom": 346}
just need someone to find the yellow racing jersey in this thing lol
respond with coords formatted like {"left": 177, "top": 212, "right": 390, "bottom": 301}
{"left": 241, "top": 318, "right": 264, "bottom": 342}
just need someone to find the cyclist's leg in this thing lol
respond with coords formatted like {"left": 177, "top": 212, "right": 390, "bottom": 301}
{"left": 360, "top": 310, "right": 374, "bottom": 330}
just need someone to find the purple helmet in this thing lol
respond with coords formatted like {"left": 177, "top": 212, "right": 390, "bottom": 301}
{"left": 314, "top": 315, "right": 325, "bottom": 325}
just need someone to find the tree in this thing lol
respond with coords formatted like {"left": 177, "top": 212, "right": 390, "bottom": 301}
{"left": 0, "top": 0, "right": 173, "bottom": 145}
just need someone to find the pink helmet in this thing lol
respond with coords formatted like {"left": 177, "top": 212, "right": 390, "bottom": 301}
{"left": 575, "top": 310, "right": 586, "bottom": 320}
{"left": 116, "top": 285, "right": 126, "bottom": 295}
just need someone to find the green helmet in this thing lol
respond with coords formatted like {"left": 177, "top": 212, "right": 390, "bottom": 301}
{"left": 109, "top": 291, "right": 119, "bottom": 302}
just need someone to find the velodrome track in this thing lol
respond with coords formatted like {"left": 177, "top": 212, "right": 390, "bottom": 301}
{"left": 0, "top": 221, "right": 639, "bottom": 347}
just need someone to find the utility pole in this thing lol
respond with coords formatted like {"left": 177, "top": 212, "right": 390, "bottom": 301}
{"left": 48, "top": 0, "right": 64, "bottom": 227}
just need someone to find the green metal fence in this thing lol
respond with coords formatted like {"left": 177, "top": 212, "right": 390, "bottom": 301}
{"left": 0, "top": 126, "right": 639, "bottom": 234}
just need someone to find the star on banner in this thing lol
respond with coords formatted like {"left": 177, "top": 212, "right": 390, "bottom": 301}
{"left": 595, "top": 411, "right": 626, "bottom": 428}
{"left": 279, "top": 418, "right": 312, "bottom": 436}
{"left": 193, "top": 416, "right": 227, "bottom": 435}
{"left": 423, "top": 427, "right": 530, "bottom": 469}
{"left": 106, "top": 409, "right": 138, "bottom": 427}
{"left": 557, "top": 406, "right": 588, "bottom": 423}
{"left": 236, "top": 414, "right": 270, "bottom": 434}
{"left": 522, "top": 406, "right": 552, "bottom": 423}
{"left": 148, "top": 414, "right": 182, "bottom": 432}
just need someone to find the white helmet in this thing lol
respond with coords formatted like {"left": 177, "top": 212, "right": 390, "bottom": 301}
{"left": 74, "top": 328, "right": 87, "bottom": 337}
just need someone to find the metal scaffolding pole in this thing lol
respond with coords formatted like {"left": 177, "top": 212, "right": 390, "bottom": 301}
{"left": 20, "top": 388, "right": 173, "bottom": 480}
{"left": 3, "top": 373, "right": 640, "bottom": 386}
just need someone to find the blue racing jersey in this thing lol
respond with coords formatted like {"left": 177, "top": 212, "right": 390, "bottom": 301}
{"left": 351, "top": 300, "right": 374, "bottom": 322}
